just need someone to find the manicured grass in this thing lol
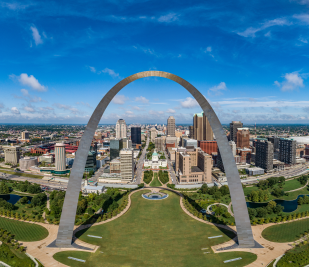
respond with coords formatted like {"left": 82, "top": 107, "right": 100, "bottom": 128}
{"left": 150, "top": 172, "right": 162, "bottom": 187}
{"left": 0, "top": 216, "right": 48, "bottom": 241}
{"left": 54, "top": 190, "right": 257, "bottom": 267}
{"left": 282, "top": 179, "right": 303, "bottom": 191}
{"left": 262, "top": 218, "right": 309, "bottom": 242}
{"left": 0, "top": 243, "right": 35, "bottom": 267}
{"left": 0, "top": 170, "right": 43, "bottom": 179}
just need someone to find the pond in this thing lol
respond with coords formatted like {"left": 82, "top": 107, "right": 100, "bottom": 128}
{"left": 0, "top": 194, "right": 32, "bottom": 205}
{"left": 246, "top": 195, "right": 309, "bottom": 212}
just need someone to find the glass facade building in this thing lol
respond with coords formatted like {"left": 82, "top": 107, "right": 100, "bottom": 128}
{"left": 110, "top": 139, "right": 123, "bottom": 161}
{"left": 131, "top": 127, "right": 141, "bottom": 145}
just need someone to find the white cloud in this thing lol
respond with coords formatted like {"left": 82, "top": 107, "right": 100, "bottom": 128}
{"left": 167, "top": 109, "right": 175, "bottom": 113}
{"left": 89, "top": 66, "right": 96, "bottom": 73}
{"left": 12, "top": 73, "right": 47, "bottom": 92}
{"left": 126, "top": 110, "right": 134, "bottom": 114}
{"left": 135, "top": 96, "right": 149, "bottom": 103}
{"left": 23, "top": 106, "right": 35, "bottom": 113}
{"left": 271, "top": 107, "right": 281, "bottom": 112}
{"left": 101, "top": 68, "right": 120, "bottom": 78}
{"left": 294, "top": 14, "right": 309, "bottom": 24}
{"left": 112, "top": 95, "right": 128, "bottom": 105}
{"left": 53, "top": 103, "right": 80, "bottom": 114}
{"left": 30, "top": 26, "right": 43, "bottom": 45}
{"left": 206, "top": 46, "right": 212, "bottom": 52}
{"left": 238, "top": 18, "right": 291, "bottom": 38}
{"left": 1, "top": 2, "right": 29, "bottom": 10}
{"left": 299, "top": 37, "right": 308, "bottom": 43}
{"left": 11, "top": 107, "right": 20, "bottom": 115}
{"left": 76, "top": 102, "right": 92, "bottom": 108}
{"left": 180, "top": 97, "right": 199, "bottom": 108}
{"left": 274, "top": 72, "right": 304, "bottom": 91}
{"left": 132, "top": 106, "right": 141, "bottom": 110}
{"left": 157, "top": 13, "right": 179, "bottom": 23}
{"left": 21, "top": 89, "right": 29, "bottom": 96}
{"left": 208, "top": 82, "right": 227, "bottom": 96}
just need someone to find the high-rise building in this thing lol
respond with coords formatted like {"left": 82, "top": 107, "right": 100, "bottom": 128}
{"left": 85, "top": 151, "right": 97, "bottom": 173}
{"left": 131, "top": 127, "right": 141, "bottom": 145}
{"left": 193, "top": 112, "right": 213, "bottom": 141}
{"left": 21, "top": 131, "right": 29, "bottom": 140}
{"left": 229, "top": 141, "right": 236, "bottom": 156}
{"left": 120, "top": 148, "right": 134, "bottom": 182}
{"left": 189, "top": 126, "right": 194, "bottom": 138}
{"left": 198, "top": 141, "right": 218, "bottom": 155}
{"left": 255, "top": 139, "right": 273, "bottom": 172}
{"left": 167, "top": 116, "right": 176, "bottom": 137}
{"left": 55, "top": 143, "right": 66, "bottom": 172}
{"left": 217, "top": 141, "right": 236, "bottom": 172}
{"left": 184, "top": 139, "right": 197, "bottom": 148}
{"left": 236, "top": 128, "right": 250, "bottom": 148}
{"left": 155, "top": 137, "right": 164, "bottom": 151}
{"left": 177, "top": 148, "right": 212, "bottom": 183}
{"left": 3, "top": 145, "right": 21, "bottom": 166}
{"left": 110, "top": 139, "right": 123, "bottom": 161}
{"left": 150, "top": 127, "right": 157, "bottom": 142}
{"left": 230, "top": 121, "right": 243, "bottom": 143}
{"left": 268, "top": 136, "right": 280, "bottom": 152}
{"left": 279, "top": 138, "right": 296, "bottom": 165}
{"left": 116, "top": 119, "right": 127, "bottom": 139}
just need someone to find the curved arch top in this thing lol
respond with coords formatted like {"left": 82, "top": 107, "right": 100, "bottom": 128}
{"left": 55, "top": 71, "right": 255, "bottom": 248}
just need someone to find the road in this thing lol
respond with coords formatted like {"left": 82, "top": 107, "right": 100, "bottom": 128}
{"left": 90, "top": 164, "right": 109, "bottom": 183}
{"left": 242, "top": 164, "right": 309, "bottom": 185}
{"left": 164, "top": 150, "right": 178, "bottom": 184}
{"left": 134, "top": 135, "right": 150, "bottom": 184}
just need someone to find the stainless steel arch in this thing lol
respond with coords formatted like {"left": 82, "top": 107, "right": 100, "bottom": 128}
{"left": 55, "top": 71, "right": 255, "bottom": 248}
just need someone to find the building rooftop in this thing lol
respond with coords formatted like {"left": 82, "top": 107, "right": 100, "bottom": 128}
{"left": 191, "top": 166, "right": 203, "bottom": 173}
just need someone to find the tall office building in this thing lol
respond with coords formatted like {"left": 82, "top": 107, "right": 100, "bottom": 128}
{"left": 21, "top": 131, "right": 29, "bottom": 140}
{"left": 3, "top": 145, "right": 21, "bottom": 166}
{"left": 167, "top": 116, "right": 176, "bottom": 137}
{"left": 229, "top": 141, "right": 236, "bottom": 156}
{"left": 120, "top": 148, "right": 134, "bottom": 182}
{"left": 230, "top": 121, "right": 243, "bottom": 143}
{"left": 110, "top": 139, "right": 123, "bottom": 161}
{"left": 198, "top": 141, "right": 218, "bottom": 155}
{"left": 236, "top": 128, "right": 250, "bottom": 148}
{"left": 268, "top": 136, "right": 280, "bottom": 151}
{"left": 193, "top": 112, "right": 213, "bottom": 141}
{"left": 55, "top": 143, "right": 66, "bottom": 172}
{"left": 116, "top": 119, "right": 127, "bottom": 139}
{"left": 150, "top": 127, "right": 157, "bottom": 142}
{"left": 155, "top": 137, "right": 164, "bottom": 151}
{"left": 189, "top": 126, "right": 194, "bottom": 138}
{"left": 279, "top": 138, "right": 296, "bottom": 165}
{"left": 131, "top": 126, "right": 141, "bottom": 145}
{"left": 255, "top": 139, "right": 273, "bottom": 172}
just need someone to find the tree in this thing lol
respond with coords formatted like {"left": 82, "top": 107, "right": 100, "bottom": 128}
{"left": 256, "top": 207, "right": 267, "bottom": 218}
{"left": 219, "top": 185, "right": 229, "bottom": 196}
{"left": 19, "top": 196, "right": 28, "bottom": 205}
{"left": 267, "top": 200, "right": 277, "bottom": 210}
{"left": 272, "top": 188, "right": 284, "bottom": 198}
{"left": 0, "top": 182, "right": 9, "bottom": 194}
{"left": 200, "top": 184, "right": 208, "bottom": 194}
{"left": 298, "top": 197, "right": 304, "bottom": 205}
{"left": 248, "top": 208, "right": 257, "bottom": 219}
{"left": 273, "top": 204, "right": 284, "bottom": 214}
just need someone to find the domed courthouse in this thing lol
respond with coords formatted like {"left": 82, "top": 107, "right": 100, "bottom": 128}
{"left": 144, "top": 150, "right": 167, "bottom": 169}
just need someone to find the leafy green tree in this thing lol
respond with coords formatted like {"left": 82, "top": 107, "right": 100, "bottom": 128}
{"left": 0, "top": 182, "right": 10, "bottom": 194}
{"left": 19, "top": 196, "right": 28, "bottom": 205}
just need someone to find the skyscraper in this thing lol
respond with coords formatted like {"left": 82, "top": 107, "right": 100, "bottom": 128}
{"left": 230, "top": 121, "right": 243, "bottom": 143}
{"left": 116, "top": 119, "right": 127, "bottom": 139}
{"left": 110, "top": 139, "right": 123, "bottom": 161}
{"left": 193, "top": 112, "right": 213, "bottom": 141}
{"left": 255, "top": 139, "right": 273, "bottom": 172}
{"left": 236, "top": 128, "right": 250, "bottom": 148}
{"left": 150, "top": 127, "right": 157, "bottom": 142}
{"left": 120, "top": 148, "right": 134, "bottom": 182}
{"left": 131, "top": 126, "right": 141, "bottom": 145}
{"left": 55, "top": 143, "right": 66, "bottom": 172}
{"left": 3, "top": 145, "right": 21, "bottom": 166}
{"left": 279, "top": 138, "right": 296, "bottom": 164}
{"left": 21, "top": 131, "right": 29, "bottom": 140}
{"left": 167, "top": 116, "right": 176, "bottom": 137}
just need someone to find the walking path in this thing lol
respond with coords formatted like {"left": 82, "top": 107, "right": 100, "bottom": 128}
{"left": 285, "top": 180, "right": 309, "bottom": 193}
{"left": 206, "top": 203, "right": 234, "bottom": 217}
{"left": 228, "top": 202, "right": 234, "bottom": 216}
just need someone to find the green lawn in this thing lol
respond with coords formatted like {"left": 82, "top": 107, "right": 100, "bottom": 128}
{"left": 150, "top": 172, "right": 162, "bottom": 187}
{"left": 54, "top": 190, "right": 257, "bottom": 267}
{"left": 0, "top": 217, "right": 48, "bottom": 241}
{"left": 0, "top": 243, "right": 35, "bottom": 267}
{"left": 0, "top": 170, "right": 43, "bottom": 179}
{"left": 282, "top": 179, "right": 304, "bottom": 191}
{"left": 262, "top": 218, "right": 309, "bottom": 242}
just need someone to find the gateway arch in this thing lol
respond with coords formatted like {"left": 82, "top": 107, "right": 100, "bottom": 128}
{"left": 55, "top": 71, "right": 255, "bottom": 248}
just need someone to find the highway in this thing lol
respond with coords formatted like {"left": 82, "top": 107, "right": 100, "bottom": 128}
{"left": 134, "top": 135, "right": 149, "bottom": 184}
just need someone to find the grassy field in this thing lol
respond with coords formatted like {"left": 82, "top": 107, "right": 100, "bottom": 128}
{"left": 0, "top": 243, "right": 35, "bottom": 267}
{"left": 0, "top": 170, "right": 43, "bottom": 179}
{"left": 0, "top": 216, "right": 48, "bottom": 241}
{"left": 54, "top": 190, "right": 257, "bottom": 267}
{"left": 282, "top": 179, "right": 304, "bottom": 191}
{"left": 262, "top": 218, "right": 309, "bottom": 242}
{"left": 150, "top": 172, "right": 162, "bottom": 187}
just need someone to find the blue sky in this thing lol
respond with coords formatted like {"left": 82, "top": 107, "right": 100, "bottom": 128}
{"left": 1, "top": 0, "right": 309, "bottom": 124}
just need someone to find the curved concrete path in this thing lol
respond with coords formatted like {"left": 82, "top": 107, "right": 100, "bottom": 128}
{"left": 206, "top": 203, "right": 234, "bottom": 217}
{"left": 285, "top": 180, "right": 308, "bottom": 193}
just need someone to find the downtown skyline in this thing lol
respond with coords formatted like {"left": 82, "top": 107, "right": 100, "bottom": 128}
{"left": 1, "top": 0, "right": 309, "bottom": 124}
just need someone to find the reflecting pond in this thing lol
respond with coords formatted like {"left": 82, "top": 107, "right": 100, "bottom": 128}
{"left": 0, "top": 194, "right": 32, "bottom": 204}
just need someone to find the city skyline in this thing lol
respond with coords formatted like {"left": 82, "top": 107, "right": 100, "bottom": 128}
{"left": 0, "top": 0, "right": 309, "bottom": 124}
